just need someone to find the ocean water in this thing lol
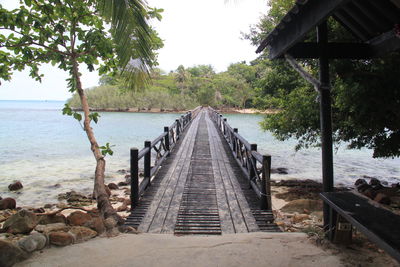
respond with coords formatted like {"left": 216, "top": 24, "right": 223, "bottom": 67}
{"left": 0, "top": 101, "right": 399, "bottom": 206}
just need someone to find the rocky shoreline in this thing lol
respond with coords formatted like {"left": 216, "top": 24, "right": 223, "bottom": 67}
{"left": 1, "top": 174, "right": 399, "bottom": 266}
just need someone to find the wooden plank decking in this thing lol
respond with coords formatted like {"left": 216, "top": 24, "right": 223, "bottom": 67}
{"left": 125, "top": 108, "right": 279, "bottom": 234}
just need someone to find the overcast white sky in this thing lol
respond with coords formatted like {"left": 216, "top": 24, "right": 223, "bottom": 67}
{"left": 0, "top": 0, "right": 268, "bottom": 100}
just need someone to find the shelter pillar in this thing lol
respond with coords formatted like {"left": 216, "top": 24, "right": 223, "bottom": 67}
{"left": 317, "top": 21, "right": 334, "bottom": 230}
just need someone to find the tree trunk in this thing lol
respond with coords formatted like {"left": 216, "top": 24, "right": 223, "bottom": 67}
{"left": 72, "top": 59, "right": 124, "bottom": 230}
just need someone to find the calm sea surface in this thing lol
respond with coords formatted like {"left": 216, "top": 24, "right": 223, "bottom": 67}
{"left": 1, "top": 100, "right": 399, "bottom": 206}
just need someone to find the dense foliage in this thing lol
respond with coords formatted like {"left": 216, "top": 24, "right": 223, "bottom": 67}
{"left": 246, "top": 0, "right": 400, "bottom": 158}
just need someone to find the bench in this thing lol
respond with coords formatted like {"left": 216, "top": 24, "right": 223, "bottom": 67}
{"left": 320, "top": 191, "right": 400, "bottom": 262}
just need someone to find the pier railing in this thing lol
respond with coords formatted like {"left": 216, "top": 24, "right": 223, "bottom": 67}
{"left": 130, "top": 106, "right": 202, "bottom": 208}
{"left": 209, "top": 107, "right": 272, "bottom": 210}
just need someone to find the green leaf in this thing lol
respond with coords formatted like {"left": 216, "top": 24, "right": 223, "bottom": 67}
{"left": 73, "top": 112, "right": 82, "bottom": 121}
{"left": 24, "top": 0, "right": 32, "bottom": 6}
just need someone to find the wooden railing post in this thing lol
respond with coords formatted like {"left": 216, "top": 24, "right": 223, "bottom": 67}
{"left": 223, "top": 118, "right": 227, "bottom": 135}
{"left": 176, "top": 119, "right": 180, "bottom": 138}
{"left": 233, "top": 128, "right": 238, "bottom": 153}
{"left": 181, "top": 115, "right": 185, "bottom": 128}
{"left": 130, "top": 147, "right": 139, "bottom": 209}
{"left": 260, "top": 155, "right": 272, "bottom": 210}
{"left": 164, "top": 126, "right": 170, "bottom": 152}
{"left": 250, "top": 144, "right": 257, "bottom": 188}
{"left": 144, "top": 140, "right": 151, "bottom": 186}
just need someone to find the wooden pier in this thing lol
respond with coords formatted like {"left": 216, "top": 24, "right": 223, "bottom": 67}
{"left": 125, "top": 107, "right": 279, "bottom": 234}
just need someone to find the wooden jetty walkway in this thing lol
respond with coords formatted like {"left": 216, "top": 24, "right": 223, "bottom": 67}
{"left": 125, "top": 107, "right": 279, "bottom": 235}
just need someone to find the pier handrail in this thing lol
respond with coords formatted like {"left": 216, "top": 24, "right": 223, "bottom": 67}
{"left": 130, "top": 106, "right": 202, "bottom": 208}
{"left": 208, "top": 107, "right": 272, "bottom": 210}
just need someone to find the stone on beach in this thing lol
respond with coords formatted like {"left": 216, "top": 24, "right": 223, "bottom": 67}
{"left": 17, "top": 233, "right": 47, "bottom": 252}
{"left": 68, "top": 226, "right": 97, "bottom": 243}
{"left": 108, "top": 183, "right": 119, "bottom": 190}
{"left": 49, "top": 232, "right": 74, "bottom": 246}
{"left": 66, "top": 211, "right": 92, "bottom": 226}
{"left": 35, "top": 223, "right": 70, "bottom": 234}
{"left": 117, "top": 181, "right": 128, "bottom": 186}
{"left": 8, "top": 181, "right": 23, "bottom": 191}
{"left": 0, "top": 198, "right": 16, "bottom": 210}
{"left": 37, "top": 213, "right": 66, "bottom": 225}
{"left": 0, "top": 239, "right": 27, "bottom": 267}
{"left": 2, "top": 209, "right": 38, "bottom": 234}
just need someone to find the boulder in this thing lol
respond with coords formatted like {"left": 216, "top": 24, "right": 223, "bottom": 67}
{"left": 374, "top": 193, "right": 391, "bottom": 205}
{"left": 66, "top": 211, "right": 92, "bottom": 226}
{"left": 118, "top": 225, "right": 139, "bottom": 234}
{"left": 69, "top": 226, "right": 97, "bottom": 242}
{"left": 0, "top": 198, "right": 16, "bottom": 210}
{"left": 84, "top": 216, "right": 105, "bottom": 234}
{"left": 37, "top": 213, "right": 66, "bottom": 225}
{"left": 17, "top": 232, "right": 47, "bottom": 252}
{"left": 124, "top": 174, "right": 131, "bottom": 184}
{"left": 35, "top": 223, "right": 70, "bottom": 234}
{"left": 58, "top": 191, "right": 91, "bottom": 204}
{"left": 116, "top": 203, "right": 128, "bottom": 212}
{"left": 8, "top": 181, "right": 23, "bottom": 191}
{"left": 0, "top": 240, "right": 27, "bottom": 267}
{"left": 108, "top": 183, "right": 119, "bottom": 190}
{"left": 291, "top": 214, "right": 310, "bottom": 223}
{"left": 118, "top": 181, "right": 128, "bottom": 187}
{"left": 49, "top": 232, "right": 73, "bottom": 246}
{"left": 281, "top": 199, "right": 323, "bottom": 213}
{"left": 2, "top": 209, "right": 38, "bottom": 234}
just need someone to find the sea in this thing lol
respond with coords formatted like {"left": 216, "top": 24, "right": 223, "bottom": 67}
{"left": 1, "top": 100, "right": 399, "bottom": 206}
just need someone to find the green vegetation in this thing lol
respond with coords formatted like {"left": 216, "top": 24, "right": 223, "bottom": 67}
{"left": 0, "top": 0, "right": 162, "bottom": 227}
{"left": 245, "top": 0, "right": 400, "bottom": 158}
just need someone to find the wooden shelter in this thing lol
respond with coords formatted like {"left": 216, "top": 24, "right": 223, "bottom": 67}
{"left": 256, "top": 0, "right": 400, "bottom": 259}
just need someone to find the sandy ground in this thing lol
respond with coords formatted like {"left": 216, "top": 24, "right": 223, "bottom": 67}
{"left": 16, "top": 232, "right": 343, "bottom": 267}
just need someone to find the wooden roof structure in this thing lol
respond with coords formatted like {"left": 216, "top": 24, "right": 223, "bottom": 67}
{"left": 255, "top": 0, "right": 400, "bottom": 239}
{"left": 256, "top": 0, "right": 400, "bottom": 59}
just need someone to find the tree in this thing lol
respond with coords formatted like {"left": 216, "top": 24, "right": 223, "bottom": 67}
{"left": 0, "top": 0, "right": 160, "bottom": 231}
{"left": 246, "top": 0, "right": 400, "bottom": 158}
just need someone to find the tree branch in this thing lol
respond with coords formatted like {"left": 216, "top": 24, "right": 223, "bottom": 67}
{"left": 284, "top": 53, "right": 321, "bottom": 92}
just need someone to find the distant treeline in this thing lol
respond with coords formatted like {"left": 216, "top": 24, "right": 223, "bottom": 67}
{"left": 67, "top": 62, "right": 272, "bottom": 111}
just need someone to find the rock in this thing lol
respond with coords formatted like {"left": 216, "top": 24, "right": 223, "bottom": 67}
{"left": 118, "top": 225, "right": 139, "bottom": 234}
{"left": 69, "top": 226, "right": 97, "bottom": 242}
{"left": 66, "top": 211, "right": 92, "bottom": 226}
{"left": 49, "top": 231, "right": 74, "bottom": 246}
{"left": 33, "top": 208, "right": 45, "bottom": 213}
{"left": 0, "top": 239, "right": 27, "bottom": 267}
{"left": 58, "top": 191, "right": 90, "bottom": 204}
{"left": 369, "top": 178, "right": 383, "bottom": 190}
{"left": 8, "top": 181, "right": 23, "bottom": 191}
{"left": 0, "top": 196, "right": 2, "bottom": 200}
{"left": 0, "top": 198, "right": 16, "bottom": 210}
{"left": 123, "top": 198, "right": 131, "bottom": 206}
{"left": 374, "top": 193, "right": 391, "bottom": 205}
{"left": 118, "top": 181, "right": 128, "bottom": 187}
{"left": 355, "top": 178, "right": 367, "bottom": 186}
{"left": 104, "top": 217, "right": 117, "bottom": 230}
{"left": 17, "top": 232, "right": 47, "bottom": 252}
{"left": 271, "top": 168, "right": 289, "bottom": 175}
{"left": 363, "top": 188, "right": 377, "bottom": 199}
{"left": 108, "top": 183, "right": 119, "bottom": 190}
{"left": 281, "top": 199, "right": 323, "bottom": 213}
{"left": 37, "top": 213, "right": 66, "bottom": 225}
{"left": 44, "top": 204, "right": 53, "bottom": 209}
{"left": 116, "top": 203, "right": 128, "bottom": 212}
{"left": 2, "top": 209, "right": 38, "bottom": 234}
{"left": 84, "top": 216, "right": 105, "bottom": 234}
{"left": 35, "top": 223, "right": 70, "bottom": 234}
{"left": 292, "top": 214, "right": 310, "bottom": 223}
{"left": 124, "top": 174, "right": 131, "bottom": 184}
{"left": 117, "top": 169, "right": 127, "bottom": 174}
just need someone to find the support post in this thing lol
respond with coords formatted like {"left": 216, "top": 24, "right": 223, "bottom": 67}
{"left": 233, "top": 128, "right": 238, "bottom": 155}
{"left": 260, "top": 155, "right": 271, "bottom": 210}
{"left": 176, "top": 119, "right": 180, "bottom": 138}
{"left": 164, "top": 126, "right": 170, "bottom": 152}
{"left": 223, "top": 118, "right": 227, "bottom": 135}
{"left": 144, "top": 140, "right": 151, "bottom": 187}
{"left": 130, "top": 148, "right": 139, "bottom": 209}
{"left": 250, "top": 144, "right": 257, "bottom": 188}
{"left": 318, "top": 21, "right": 334, "bottom": 230}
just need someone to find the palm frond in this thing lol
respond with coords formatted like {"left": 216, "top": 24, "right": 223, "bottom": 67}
{"left": 97, "top": 0, "right": 154, "bottom": 90}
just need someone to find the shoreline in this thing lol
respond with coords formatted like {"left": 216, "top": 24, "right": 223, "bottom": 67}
{"left": 70, "top": 107, "right": 279, "bottom": 114}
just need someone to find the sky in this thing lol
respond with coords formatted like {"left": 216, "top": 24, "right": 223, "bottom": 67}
{"left": 0, "top": 0, "right": 268, "bottom": 101}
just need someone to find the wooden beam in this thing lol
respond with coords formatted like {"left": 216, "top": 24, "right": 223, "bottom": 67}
{"left": 257, "top": 0, "right": 351, "bottom": 57}
{"left": 370, "top": 30, "right": 400, "bottom": 57}
{"left": 282, "top": 42, "right": 373, "bottom": 59}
